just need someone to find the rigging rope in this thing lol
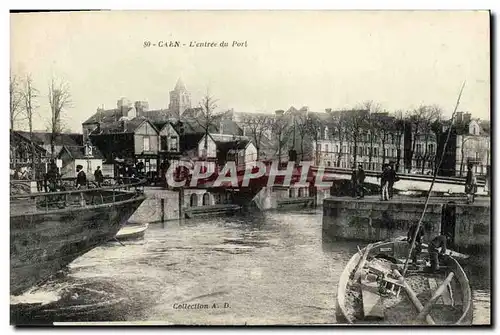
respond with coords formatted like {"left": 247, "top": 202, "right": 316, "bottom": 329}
{"left": 401, "top": 81, "right": 466, "bottom": 277}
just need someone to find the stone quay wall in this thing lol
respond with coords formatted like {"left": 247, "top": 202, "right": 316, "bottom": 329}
{"left": 322, "top": 197, "right": 490, "bottom": 252}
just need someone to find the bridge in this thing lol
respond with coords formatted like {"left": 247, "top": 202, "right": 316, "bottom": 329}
{"left": 169, "top": 160, "right": 485, "bottom": 196}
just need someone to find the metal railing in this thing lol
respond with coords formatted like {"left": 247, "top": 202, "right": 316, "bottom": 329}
{"left": 10, "top": 177, "right": 147, "bottom": 214}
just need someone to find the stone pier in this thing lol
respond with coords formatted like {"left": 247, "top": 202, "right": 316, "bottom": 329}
{"left": 322, "top": 196, "right": 490, "bottom": 253}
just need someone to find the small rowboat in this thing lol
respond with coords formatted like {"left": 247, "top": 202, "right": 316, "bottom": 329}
{"left": 114, "top": 223, "right": 149, "bottom": 241}
{"left": 336, "top": 238, "right": 473, "bottom": 325}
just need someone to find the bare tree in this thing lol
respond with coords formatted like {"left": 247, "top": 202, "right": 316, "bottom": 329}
{"left": 196, "top": 91, "right": 223, "bottom": 158}
{"left": 393, "top": 110, "right": 406, "bottom": 172}
{"left": 328, "top": 111, "right": 347, "bottom": 168}
{"left": 48, "top": 78, "right": 72, "bottom": 156}
{"left": 305, "top": 112, "right": 323, "bottom": 165}
{"left": 20, "top": 74, "right": 39, "bottom": 178}
{"left": 360, "top": 101, "right": 382, "bottom": 170}
{"left": 418, "top": 107, "right": 441, "bottom": 174}
{"left": 344, "top": 109, "right": 368, "bottom": 167}
{"left": 10, "top": 73, "right": 24, "bottom": 130}
{"left": 271, "top": 111, "right": 291, "bottom": 164}
{"left": 240, "top": 113, "right": 271, "bottom": 158}
{"left": 458, "top": 135, "right": 470, "bottom": 177}
{"left": 294, "top": 111, "right": 310, "bottom": 160}
{"left": 406, "top": 105, "right": 440, "bottom": 173}
{"left": 372, "top": 113, "right": 394, "bottom": 169}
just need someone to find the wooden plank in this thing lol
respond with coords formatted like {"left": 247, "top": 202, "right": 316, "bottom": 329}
{"left": 416, "top": 272, "right": 455, "bottom": 322}
{"left": 441, "top": 283, "right": 453, "bottom": 305}
{"left": 353, "top": 244, "right": 373, "bottom": 282}
{"left": 361, "top": 278, "right": 385, "bottom": 320}
{"left": 428, "top": 278, "right": 443, "bottom": 304}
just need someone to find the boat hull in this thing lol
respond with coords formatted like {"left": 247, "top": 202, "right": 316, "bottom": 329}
{"left": 114, "top": 223, "right": 149, "bottom": 241}
{"left": 10, "top": 193, "right": 146, "bottom": 296}
{"left": 336, "top": 238, "right": 473, "bottom": 325}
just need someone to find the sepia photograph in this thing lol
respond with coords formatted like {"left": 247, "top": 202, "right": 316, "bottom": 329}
{"left": 8, "top": 10, "right": 491, "bottom": 326}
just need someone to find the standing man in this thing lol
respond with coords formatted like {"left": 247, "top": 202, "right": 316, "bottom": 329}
{"left": 94, "top": 166, "right": 104, "bottom": 187}
{"left": 465, "top": 163, "right": 477, "bottom": 204}
{"left": 356, "top": 164, "right": 366, "bottom": 199}
{"left": 380, "top": 164, "right": 390, "bottom": 201}
{"left": 75, "top": 165, "right": 87, "bottom": 189}
{"left": 388, "top": 163, "right": 398, "bottom": 199}
{"left": 47, "top": 159, "right": 59, "bottom": 192}
{"left": 350, "top": 165, "right": 357, "bottom": 198}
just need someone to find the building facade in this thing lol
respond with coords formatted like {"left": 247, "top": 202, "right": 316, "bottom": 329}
{"left": 454, "top": 116, "right": 490, "bottom": 177}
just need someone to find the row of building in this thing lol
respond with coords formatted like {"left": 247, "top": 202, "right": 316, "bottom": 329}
{"left": 9, "top": 79, "right": 490, "bottom": 180}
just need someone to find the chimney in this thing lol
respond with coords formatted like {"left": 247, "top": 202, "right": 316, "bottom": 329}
{"left": 463, "top": 112, "right": 471, "bottom": 124}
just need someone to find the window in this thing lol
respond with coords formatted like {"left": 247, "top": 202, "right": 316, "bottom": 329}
{"left": 169, "top": 137, "right": 178, "bottom": 151}
{"left": 317, "top": 144, "right": 322, "bottom": 152}
{"left": 392, "top": 149, "right": 395, "bottom": 157}
{"left": 161, "top": 136, "right": 168, "bottom": 151}
{"left": 373, "top": 147, "right": 378, "bottom": 157}
{"left": 143, "top": 137, "right": 150, "bottom": 152}
{"left": 324, "top": 127, "right": 329, "bottom": 140}
{"left": 325, "top": 144, "right": 329, "bottom": 153}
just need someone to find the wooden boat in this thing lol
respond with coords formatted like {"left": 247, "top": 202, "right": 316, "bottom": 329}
{"left": 10, "top": 180, "right": 146, "bottom": 296}
{"left": 336, "top": 238, "right": 473, "bottom": 325}
{"left": 115, "top": 223, "right": 149, "bottom": 241}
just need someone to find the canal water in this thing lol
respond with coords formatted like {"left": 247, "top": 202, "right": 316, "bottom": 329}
{"left": 11, "top": 209, "right": 490, "bottom": 325}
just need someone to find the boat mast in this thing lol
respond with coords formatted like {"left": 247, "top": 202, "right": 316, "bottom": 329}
{"left": 402, "top": 81, "right": 466, "bottom": 276}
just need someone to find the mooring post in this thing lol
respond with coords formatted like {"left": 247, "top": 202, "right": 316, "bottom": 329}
{"left": 161, "top": 198, "right": 165, "bottom": 223}
{"left": 178, "top": 187, "right": 184, "bottom": 219}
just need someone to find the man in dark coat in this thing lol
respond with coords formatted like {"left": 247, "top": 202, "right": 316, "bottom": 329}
{"left": 407, "top": 223, "right": 425, "bottom": 265}
{"left": 356, "top": 164, "right": 366, "bottom": 199}
{"left": 350, "top": 165, "right": 357, "bottom": 198}
{"left": 47, "top": 159, "right": 60, "bottom": 192}
{"left": 75, "top": 165, "right": 87, "bottom": 189}
{"left": 94, "top": 166, "right": 104, "bottom": 187}
{"left": 465, "top": 163, "right": 476, "bottom": 204}
{"left": 428, "top": 234, "right": 449, "bottom": 272}
{"left": 388, "top": 163, "right": 398, "bottom": 199}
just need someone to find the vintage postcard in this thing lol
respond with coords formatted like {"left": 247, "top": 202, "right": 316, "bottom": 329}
{"left": 9, "top": 10, "right": 491, "bottom": 326}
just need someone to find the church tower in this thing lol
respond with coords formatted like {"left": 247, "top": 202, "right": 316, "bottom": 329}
{"left": 168, "top": 78, "right": 191, "bottom": 117}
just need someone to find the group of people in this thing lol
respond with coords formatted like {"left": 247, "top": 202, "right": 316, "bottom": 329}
{"left": 75, "top": 165, "right": 105, "bottom": 189}
{"left": 380, "top": 163, "right": 399, "bottom": 201}
{"left": 350, "top": 162, "right": 399, "bottom": 200}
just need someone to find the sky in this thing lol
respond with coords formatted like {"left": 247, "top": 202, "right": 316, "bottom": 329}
{"left": 10, "top": 10, "right": 490, "bottom": 133}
